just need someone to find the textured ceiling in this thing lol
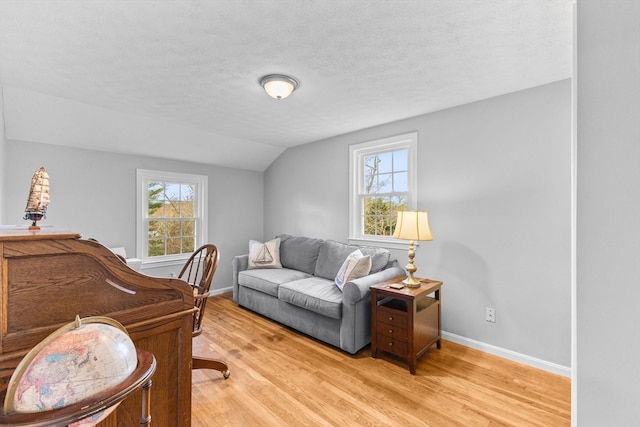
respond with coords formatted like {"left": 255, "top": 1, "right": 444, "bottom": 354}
{"left": 0, "top": 0, "right": 573, "bottom": 171}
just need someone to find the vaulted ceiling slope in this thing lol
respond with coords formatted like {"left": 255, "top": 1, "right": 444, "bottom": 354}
{"left": 0, "top": 1, "right": 572, "bottom": 171}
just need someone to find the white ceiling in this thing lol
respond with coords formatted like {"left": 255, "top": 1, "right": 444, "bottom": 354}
{"left": 0, "top": 0, "right": 573, "bottom": 171}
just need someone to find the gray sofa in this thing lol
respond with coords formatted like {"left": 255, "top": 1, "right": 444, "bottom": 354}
{"left": 232, "top": 234, "right": 405, "bottom": 354}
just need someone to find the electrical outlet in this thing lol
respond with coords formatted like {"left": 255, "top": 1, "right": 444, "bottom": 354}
{"left": 486, "top": 307, "right": 496, "bottom": 323}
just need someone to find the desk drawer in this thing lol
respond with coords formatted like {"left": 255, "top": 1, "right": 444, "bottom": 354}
{"left": 376, "top": 305, "right": 407, "bottom": 328}
{"left": 377, "top": 321, "right": 408, "bottom": 341}
{"left": 376, "top": 333, "right": 408, "bottom": 358}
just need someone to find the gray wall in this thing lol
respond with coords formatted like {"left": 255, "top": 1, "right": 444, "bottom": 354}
{"left": 0, "top": 87, "right": 5, "bottom": 225}
{"left": 265, "top": 80, "right": 572, "bottom": 367}
{"left": 3, "top": 140, "right": 264, "bottom": 290}
{"left": 576, "top": 2, "right": 640, "bottom": 425}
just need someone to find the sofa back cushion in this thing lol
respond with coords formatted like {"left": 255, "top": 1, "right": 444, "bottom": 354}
{"left": 314, "top": 240, "right": 391, "bottom": 280}
{"left": 360, "top": 246, "right": 392, "bottom": 274}
{"left": 276, "top": 234, "right": 324, "bottom": 275}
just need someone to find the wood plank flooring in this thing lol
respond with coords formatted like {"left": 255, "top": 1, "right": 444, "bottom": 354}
{"left": 191, "top": 293, "right": 570, "bottom": 427}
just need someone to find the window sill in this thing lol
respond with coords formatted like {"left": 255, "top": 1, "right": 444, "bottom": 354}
{"left": 348, "top": 237, "right": 419, "bottom": 250}
{"left": 140, "top": 257, "right": 188, "bottom": 269}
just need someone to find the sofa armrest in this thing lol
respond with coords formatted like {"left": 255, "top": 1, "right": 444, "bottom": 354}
{"left": 342, "top": 265, "right": 406, "bottom": 305}
{"left": 231, "top": 254, "right": 249, "bottom": 303}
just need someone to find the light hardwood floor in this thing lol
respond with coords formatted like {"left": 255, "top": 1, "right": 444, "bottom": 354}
{"left": 191, "top": 293, "right": 570, "bottom": 427}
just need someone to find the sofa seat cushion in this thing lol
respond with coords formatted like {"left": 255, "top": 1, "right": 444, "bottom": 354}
{"left": 239, "top": 268, "right": 312, "bottom": 297}
{"left": 278, "top": 277, "right": 343, "bottom": 320}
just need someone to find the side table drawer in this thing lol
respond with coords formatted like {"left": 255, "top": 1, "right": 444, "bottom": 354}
{"left": 377, "top": 305, "right": 407, "bottom": 328}
{"left": 376, "top": 333, "right": 408, "bottom": 358}
{"left": 377, "top": 321, "right": 408, "bottom": 341}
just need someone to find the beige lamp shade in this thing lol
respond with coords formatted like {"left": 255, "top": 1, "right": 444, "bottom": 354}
{"left": 393, "top": 210, "right": 433, "bottom": 288}
{"left": 393, "top": 211, "right": 433, "bottom": 241}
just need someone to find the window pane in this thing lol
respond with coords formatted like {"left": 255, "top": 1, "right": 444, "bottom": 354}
{"left": 377, "top": 152, "right": 393, "bottom": 173}
{"left": 364, "top": 155, "right": 378, "bottom": 194}
{"left": 148, "top": 220, "right": 164, "bottom": 238}
{"left": 363, "top": 196, "right": 394, "bottom": 236}
{"left": 378, "top": 173, "right": 393, "bottom": 193}
{"left": 393, "top": 149, "right": 408, "bottom": 171}
{"left": 166, "top": 238, "right": 181, "bottom": 255}
{"left": 362, "top": 193, "right": 410, "bottom": 237}
{"left": 166, "top": 220, "right": 181, "bottom": 237}
{"left": 165, "top": 183, "right": 181, "bottom": 201}
{"left": 165, "top": 201, "right": 180, "bottom": 217}
{"left": 181, "top": 184, "right": 194, "bottom": 201}
{"left": 182, "top": 237, "right": 195, "bottom": 253}
{"left": 182, "top": 220, "right": 195, "bottom": 236}
{"left": 148, "top": 182, "right": 164, "bottom": 217}
{"left": 391, "top": 195, "right": 407, "bottom": 212}
{"left": 393, "top": 171, "right": 408, "bottom": 192}
{"left": 179, "top": 201, "right": 194, "bottom": 218}
{"left": 148, "top": 239, "right": 165, "bottom": 257}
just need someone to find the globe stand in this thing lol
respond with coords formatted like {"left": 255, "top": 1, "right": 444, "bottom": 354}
{"left": 0, "top": 349, "right": 155, "bottom": 426}
{"left": 1, "top": 316, "right": 156, "bottom": 426}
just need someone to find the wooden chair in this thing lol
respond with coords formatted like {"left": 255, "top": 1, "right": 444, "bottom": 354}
{"left": 178, "top": 244, "right": 230, "bottom": 379}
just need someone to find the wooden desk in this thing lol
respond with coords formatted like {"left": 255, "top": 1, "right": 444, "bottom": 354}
{"left": 0, "top": 226, "right": 194, "bottom": 426}
{"left": 371, "top": 276, "right": 442, "bottom": 374}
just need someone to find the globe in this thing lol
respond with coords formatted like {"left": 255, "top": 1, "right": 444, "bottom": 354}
{"left": 4, "top": 316, "right": 138, "bottom": 425}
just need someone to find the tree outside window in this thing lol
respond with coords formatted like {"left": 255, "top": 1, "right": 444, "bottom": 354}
{"left": 349, "top": 132, "right": 417, "bottom": 245}
{"left": 147, "top": 182, "right": 196, "bottom": 257}
{"left": 363, "top": 150, "right": 408, "bottom": 236}
{"left": 137, "top": 169, "right": 207, "bottom": 264}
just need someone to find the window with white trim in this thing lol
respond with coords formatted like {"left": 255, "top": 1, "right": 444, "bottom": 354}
{"left": 349, "top": 132, "right": 417, "bottom": 246}
{"left": 136, "top": 169, "right": 207, "bottom": 265}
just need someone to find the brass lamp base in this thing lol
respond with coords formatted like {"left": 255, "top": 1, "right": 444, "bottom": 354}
{"left": 402, "top": 240, "right": 422, "bottom": 288}
{"left": 402, "top": 272, "right": 421, "bottom": 288}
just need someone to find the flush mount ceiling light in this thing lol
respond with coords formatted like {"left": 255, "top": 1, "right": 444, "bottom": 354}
{"left": 259, "top": 74, "right": 299, "bottom": 100}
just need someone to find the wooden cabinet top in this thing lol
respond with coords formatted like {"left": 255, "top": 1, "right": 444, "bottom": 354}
{"left": 371, "top": 276, "right": 443, "bottom": 298}
{"left": 0, "top": 225, "right": 81, "bottom": 241}
{"left": 0, "top": 224, "right": 194, "bottom": 425}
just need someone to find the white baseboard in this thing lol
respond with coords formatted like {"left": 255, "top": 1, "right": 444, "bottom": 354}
{"left": 210, "top": 286, "right": 233, "bottom": 296}
{"left": 205, "top": 292, "right": 571, "bottom": 378}
{"left": 442, "top": 331, "right": 572, "bottom": 378}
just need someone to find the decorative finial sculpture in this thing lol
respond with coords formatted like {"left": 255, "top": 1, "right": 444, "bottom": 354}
{"left": 23, "top": 167, "right": 50, "bottom": 230}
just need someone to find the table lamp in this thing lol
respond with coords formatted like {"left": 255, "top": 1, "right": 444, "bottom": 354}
{"left": 393, "top": 211, "right": 433, "bottom": 287}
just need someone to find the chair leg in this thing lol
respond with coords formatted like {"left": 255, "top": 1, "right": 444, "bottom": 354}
{"left": 193, "top": 356, "right": 230, "bottom": 379}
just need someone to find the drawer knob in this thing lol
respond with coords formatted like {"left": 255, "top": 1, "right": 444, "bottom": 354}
{"left": 388, "top": 329, "right": 393, "bottom": 334}
{"left": 388, "top": 316, "right": 393, "bottom": 321}
{"left": 388, "top": 342, "right": 393, "bottom": 347}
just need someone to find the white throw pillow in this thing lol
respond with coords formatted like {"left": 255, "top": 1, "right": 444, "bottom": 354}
{"left": 248, "top": 238, "right": 282, "bottom": 269}
{"left": 335, "top": 249, "right": 372, "bottom": 290}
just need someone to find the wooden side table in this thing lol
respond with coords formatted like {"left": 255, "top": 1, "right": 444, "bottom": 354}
{"left": 370, "top": 276, "right": 442, "bottom": 374}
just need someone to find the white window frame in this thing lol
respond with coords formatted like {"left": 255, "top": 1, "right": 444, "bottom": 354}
{"left": 136, "top": 169, "right": 208, "bottom": 267}
{"left": 349, "top": 132, "right": 418, "bottom": 249}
